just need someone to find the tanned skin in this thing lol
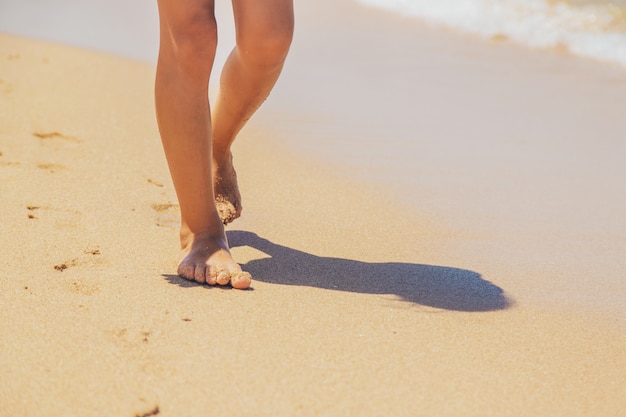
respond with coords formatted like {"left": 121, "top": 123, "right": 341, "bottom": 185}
{"left": 155, "top": 0, "right": 294, "bottom": 289}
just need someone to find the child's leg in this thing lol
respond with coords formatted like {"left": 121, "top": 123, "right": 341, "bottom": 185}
{"left": 155, "top": 0, "right": 251, "bottom": 289}
{"left": 211, "top": 0, "right": 294, "bottom": 224}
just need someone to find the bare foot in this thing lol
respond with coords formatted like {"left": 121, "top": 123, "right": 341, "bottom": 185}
{"left": 213, "top": 152, "right": 242, "bottom": 225}
{"left": 178, "top": 231, "right": 251, "bottom": 289}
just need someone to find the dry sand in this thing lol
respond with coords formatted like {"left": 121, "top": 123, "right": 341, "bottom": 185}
{"left": 1, "top": 1, "right": 626, "bottom": 415}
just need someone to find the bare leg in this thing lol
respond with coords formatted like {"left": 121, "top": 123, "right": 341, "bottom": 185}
{"left": 155, "top": 0, "right": 250, "bottom": 289}
{"left": 212, "top": 0, "right": 294, "bottom": 224}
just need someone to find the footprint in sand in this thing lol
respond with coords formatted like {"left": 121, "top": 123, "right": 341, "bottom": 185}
{"left": 110, "top": 328, "right": 153, "bottom": 347}
{"left": 54, "top": 250, "right": 104, "bottom": 295}
{"left": 151, "top": 203, "right": 178, "bottom": 212}
{"left": 33, "top": 131, "right": 82, "bottom": 145}
{"left": 151, "top": 203, "right": 180, "bottom": 229}
{"left": 53, "top": 248, "right": 103, "bottom": 273}
{"left": 134, "top": 406, "right": 160, "bottom": 417}
{"left": 0, "top": 160, "right": 21, "bottom": 167}
{"left": 0, "top": 149, "right": 21, "bottom": 167}
{"left": 36, "top": 162, "right": 66, "bottom": 173}
{"left": 54, "top": 258, "right": 78, "bottom": 271}
{"left": 26, "top": 205, "right": 82, "bottom": 227}
{"left": 68, "top": 279, "right": 100, "bottom": 296}
{"left": 26, "top": 205, "right": 41, "bottom": 219}
{"left": 147, "top": 178, "right": 164, "bottom": 188}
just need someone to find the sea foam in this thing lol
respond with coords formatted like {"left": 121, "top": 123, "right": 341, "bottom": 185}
{"left": 356, "top": 0, "right": 626, "bottom": 67}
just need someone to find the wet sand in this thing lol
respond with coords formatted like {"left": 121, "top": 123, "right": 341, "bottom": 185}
{"left": 1, "top": 1, "right": 625, "bottom": 415}
{"left": 275, "top": 1, "right": 626, "bottom": 320}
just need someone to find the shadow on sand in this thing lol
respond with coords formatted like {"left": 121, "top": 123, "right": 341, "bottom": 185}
{"left": 164, "top": 231, "right": 512, "bottom": 312}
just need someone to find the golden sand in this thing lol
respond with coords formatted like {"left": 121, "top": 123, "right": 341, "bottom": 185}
{"left": 1, "top": 7, "right": 625, "bottom": 415}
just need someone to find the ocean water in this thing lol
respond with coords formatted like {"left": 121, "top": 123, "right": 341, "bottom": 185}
{"left": 356, "top": 0, "right": 626, "bottom": 67}
{"left": 3, "top": 0, "right": 625, "bottom": 68}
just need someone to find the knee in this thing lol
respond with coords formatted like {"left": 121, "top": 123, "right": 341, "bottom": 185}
{"left": 159, "top": 12, "right": 218, "bottom": 80}
{"left": 176, "top": 26, "right": 218, "bottom": 79}
{"left": 236, "top": 20, "right": 294, "bottom": 71}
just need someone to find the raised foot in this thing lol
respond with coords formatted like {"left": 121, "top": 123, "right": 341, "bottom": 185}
{"left": 213, "top": 153, "right": 242, "bottom": 225}
{"left": 215, "top": 196, "right": 240, "bottom": 226}
{"left": 178, "top": 232, "right": 251, "bottom": 289}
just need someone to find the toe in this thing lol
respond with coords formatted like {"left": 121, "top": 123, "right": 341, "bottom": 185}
{"left": 206, "top": 267, "right": 218, "bottom": 285}
{"left": 231, "top": 271, "right": 252, "bottom": 290}
{"left": 178, "top": 263, "right": 195, "bottom": 281}
{"left": 194, "top": 264, "right": 207, "bottom": 284}
{"left": 216, "top": 270, "right": 231, "bottom": 286}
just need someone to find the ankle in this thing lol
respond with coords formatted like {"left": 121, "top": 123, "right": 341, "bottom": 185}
{"left": 180, "top": 226, "right": 227, "bottom": 251}
{"left": 212, "top": 145, "right": 233, "bottom": 163}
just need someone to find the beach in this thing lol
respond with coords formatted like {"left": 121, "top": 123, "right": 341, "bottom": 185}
{"left": 1, "top": 0, "right": 625, "bottom": 416}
